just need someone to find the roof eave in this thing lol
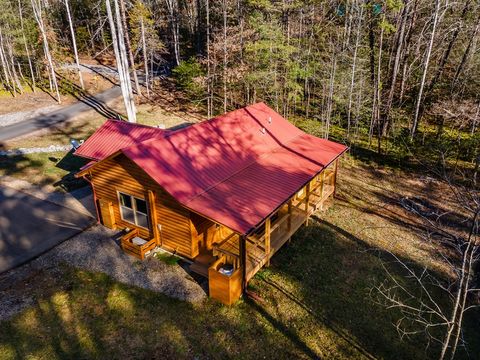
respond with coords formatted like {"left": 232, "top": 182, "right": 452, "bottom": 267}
{"left": 244, "top": 146, "right": 349, "bottom": 237}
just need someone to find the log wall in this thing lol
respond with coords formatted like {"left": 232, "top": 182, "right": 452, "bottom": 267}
{"left": 88, "top": 154, "right": 197, "bottom": 258}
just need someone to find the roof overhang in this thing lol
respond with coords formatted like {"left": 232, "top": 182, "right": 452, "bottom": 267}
{"left": 74, "top": 103, "right": 349, "bottom": 235}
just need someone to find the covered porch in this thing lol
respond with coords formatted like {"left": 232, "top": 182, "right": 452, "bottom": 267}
{"left": 207, "top": 160, "right": 338, "bottom": 304}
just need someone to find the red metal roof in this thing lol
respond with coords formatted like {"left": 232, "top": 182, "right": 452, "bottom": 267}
{"left": 120, "top": 102, "right": 348, "bottom": 234}
{"left": 74, "top": 119, "right": 167, "bottom": 161}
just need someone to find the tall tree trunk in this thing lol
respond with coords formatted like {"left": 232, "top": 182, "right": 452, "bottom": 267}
{"left": 347, "top": 1, "right": 363, "bottom": 138}
{"left": 399, "top": 0, "right": 418, "bottom": 103}
{"left": 119, "top": 0, "right": 141, "bottom": 96}
{"left": 65, "top": 0, "right": 84, "bottom": 89}
{"left": 6, "top": 36, "right": 23, "bottom": 94}
{"left": 382, "top": 0, "right": 409, "bottom": 136}
{"left": 18, "top": 0, "right": 36, "bottom": 92}
{"left": 427, "top": 0, "right": 470, "bottom": 95}
{"left": 368, "top": 3, "right": 376, "bottom": 86}
{"left": 106, "top": 0, "right": 136, "bottom": 122}
{"left": 449, "top": 241, "right": 477, "bottom": 360}
{"left": 411, "top": 0, "right": 441, "bottom": 138}
{"left": 166, "top": 0, "right": 180, "bottom": 65}
{"left": 354, "top": 75, "right": 364, "bottom": 142}
{"left": 375, "top": 18, "right": 384, "bottom": 153}
{"left": 0, "top": 30, "right": 14, "bottom": 96}
{"left": 452, "top": 13, "right": 480, "bottom": 88}
{"left": 222, "top": 0, "right": 227, "bottom": 112}
{"left": 140, "top": 17, "right": 149, "bottom": 97}
{"left": 31, "top": 0, "right": 61, "bottom": 103}
{"left": 206, "top": 0, "right": 212, "bottom": 117}
{"left": 439, "top": 210, "right": 479, "bottom": 360}
{"left": 325, "top": 49, "right": 337, "bottom": 139}
{"left": 237, "top": 0, "right": 244, "bottom": 62}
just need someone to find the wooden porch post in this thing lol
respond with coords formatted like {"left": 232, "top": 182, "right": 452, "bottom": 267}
{"left": 288, "top": 199, "right": 292, "bottom": 232}
{"left": 147, "top": 190, "right": 160, "bottom": 246}
{"left": 333, "top": 158, "right": 339, "bottom": 198}
{"left": 305, "top": 183, "right": 311, "bottom": 225}
{"left": 240, "top": 235, "right": 247, "bottom": 296}
{"left": 320, "top": 171, "right": 325, "bottom": 210}
{"left": 265, "top": 217, "right": 271, "bottom": 266}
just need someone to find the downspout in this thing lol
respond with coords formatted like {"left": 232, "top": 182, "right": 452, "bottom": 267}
{"left": 83, "top": 173, "right": 101, "bottom": 224}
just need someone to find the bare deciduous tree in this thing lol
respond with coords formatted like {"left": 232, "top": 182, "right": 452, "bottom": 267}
{"left": 65, "top": 0, "right": 84, "bottom": 89}
{"left": 106, "top": 0, "right": 136, "bottom": 122}
{"left": 31, "top": 0, "right": 61, "bottom": 103}
{"left": 375, "top": 178, "right": 479, "bottom": 359}
{"left": 411, "top": 0, "right": 442, "bottom": 138}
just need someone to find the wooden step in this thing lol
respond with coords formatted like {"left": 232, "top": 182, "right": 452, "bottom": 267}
{"left": 195, "top": 251, "right": 216, "bottom": 265}
{"left": 189, "top": 261, "right": 209, "bottom": 277}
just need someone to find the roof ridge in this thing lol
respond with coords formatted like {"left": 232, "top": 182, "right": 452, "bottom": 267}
{"left": 122, "top": 102, "right": 298, "bottom": 204}
{"left": 184, "top": 131, "right": 305, "bottom": 205}
{"left": 124, "top": 102, "right": 266, "bottom": 156}
{"left": 107, "top": 118, "right": 168, "bottom": 131}
{"left": 182, "top": 111, "right": 308, "bottom": 203}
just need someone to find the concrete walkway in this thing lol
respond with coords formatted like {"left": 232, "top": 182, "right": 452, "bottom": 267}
{"left": 0, "top": 86, "right": 121, "bottom": 142}
{"left": 0, "top": 186, "right": 95, "bottom": 273}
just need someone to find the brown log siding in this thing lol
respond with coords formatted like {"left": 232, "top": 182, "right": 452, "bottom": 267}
{"left": 89, "top": 154, "right": 196, "bottom": 258}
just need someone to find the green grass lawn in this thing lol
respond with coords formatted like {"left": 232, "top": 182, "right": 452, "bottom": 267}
{"left": 1, "top": 222, "right": 477, "bottom": 359}
{"left": 1, "top": 157, "right": 479, "bottom": 359}
{"left": 0, "top": 151, "right": 89, "bottom": 190}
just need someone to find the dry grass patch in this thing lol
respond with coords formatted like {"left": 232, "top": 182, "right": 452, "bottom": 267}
{"left": 329, "top": 156, "right": 460, "bottom": 278}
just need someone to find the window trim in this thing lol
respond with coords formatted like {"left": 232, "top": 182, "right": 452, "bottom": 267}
{"left": 117, "top": 191, "right": 149, "bottom": 229}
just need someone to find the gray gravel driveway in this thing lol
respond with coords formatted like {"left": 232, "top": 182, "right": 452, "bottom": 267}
{"left": 38, "top": 225, "right": 207, "bottom": 302}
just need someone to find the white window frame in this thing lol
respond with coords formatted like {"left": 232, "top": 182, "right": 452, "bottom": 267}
{"left": 117, "top": 191, "right": 149, "bottom": 229}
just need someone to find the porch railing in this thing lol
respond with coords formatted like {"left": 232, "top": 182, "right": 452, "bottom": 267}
{"left": 209, "top": 160, "right": 339, "bottom": 304}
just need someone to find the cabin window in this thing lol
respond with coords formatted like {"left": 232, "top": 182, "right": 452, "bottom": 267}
{"left": 118, "top": 192, "right": 149, "bottom": 229}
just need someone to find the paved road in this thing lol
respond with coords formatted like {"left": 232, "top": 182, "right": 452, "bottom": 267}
{"left": 0, "top": 86, "right": 121, "bottom": 142}
{"left": 0, "top": 186, "right": 95, "bottom": 273}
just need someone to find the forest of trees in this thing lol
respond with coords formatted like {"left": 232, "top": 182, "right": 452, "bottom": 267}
{"left": 0, "top": 0, "right": 479, "bottom": 173}
{"left": 0, "top": 1, "right": 479, "bottom": 357}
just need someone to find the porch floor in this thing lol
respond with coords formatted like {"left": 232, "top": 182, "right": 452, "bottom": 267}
{"left": 211, "top": 175, "right": 335, "bottom": 282}
{"left": 213, "top": 200, "right": 330, "bottom": 281}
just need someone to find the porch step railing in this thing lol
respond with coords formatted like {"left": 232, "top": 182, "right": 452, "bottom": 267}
{"left": 120, "top": 228, "right": 156, "bottom": 260}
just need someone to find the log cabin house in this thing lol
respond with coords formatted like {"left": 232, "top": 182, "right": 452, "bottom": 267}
{"left": 74, "top": 103, "right": 348, "bottom": 304}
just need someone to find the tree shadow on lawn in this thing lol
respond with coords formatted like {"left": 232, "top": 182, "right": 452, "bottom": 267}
{"left": 254, "top": 219, "right": 480, "bottom": 360}
{"left": 51, "top": 150, "right": 89, "bottom": 192}
{"left": 1, "top": 221, "right": 478, "bottom": 359}
{"left": 0, "top": 144, "right": 57, "bottom": 189}
{"left": 0, "top": 265, "right": 328, "bottom": 360}
{"left": 337, "top": 172, "right": 472, "bottom": 263}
